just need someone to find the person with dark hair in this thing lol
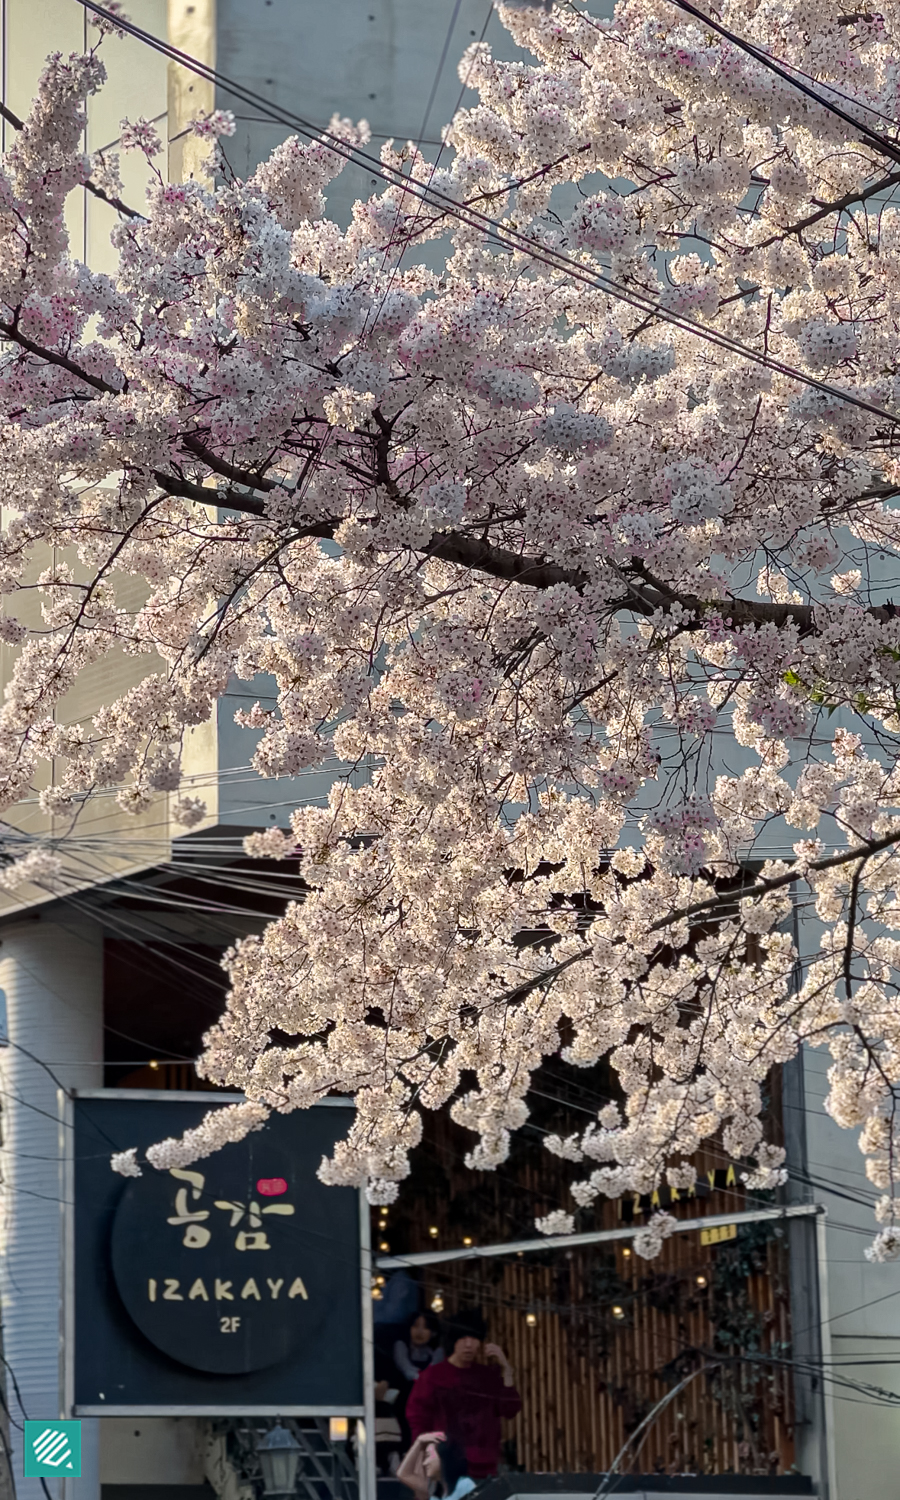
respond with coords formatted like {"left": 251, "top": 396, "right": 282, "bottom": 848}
{"left": 394, "top": 1311, "right": 444, "bottom": 1383}
{"left": 396, "top": 1432, "right": 474, "bottom": 1500}
{"left": 405, "top": 1310, "right": 521, "bottom": 1479}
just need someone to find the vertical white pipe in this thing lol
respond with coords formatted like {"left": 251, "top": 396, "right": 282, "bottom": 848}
{"left": 0, "top": 917, "right": 103, "bottom": 1500}
{"left": 358, "top": 1189, "right": 376, "bottom": 1500}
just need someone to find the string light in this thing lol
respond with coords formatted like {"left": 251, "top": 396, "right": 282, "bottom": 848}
{"left": 621, "top": 1247, "right": 632, "bottom": 1259}
{"left": 428, "top": 1226, "right": 439, "bottom": 1239}
{"left": 379, "top": 1241, "right": 390, "bottom": 1252}
{"left": 431, "top": 1291, "right": 444, "bottom": 1313}
{"left": 611, "top": 1304, "right": 626, "bottom": 1321}
{"left": 525, "top": 1312, "right": 538, "bottom": 1328}
{"left": 462, "top": 1236, "right": 473, "bottom": 1247}
{"left": 695, "top": 1274, "right": 709, "bottom": 1289}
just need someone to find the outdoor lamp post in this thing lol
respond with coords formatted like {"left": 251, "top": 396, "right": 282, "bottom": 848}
{"left": 257, "top": 1422, "right": 302, "bottom": 1496}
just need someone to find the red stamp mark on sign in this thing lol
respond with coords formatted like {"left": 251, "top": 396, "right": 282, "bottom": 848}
{"left": 257, "top": 1177, "right": 288, "bottom": 1196}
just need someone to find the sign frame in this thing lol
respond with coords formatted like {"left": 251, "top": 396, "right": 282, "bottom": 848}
{"left": 60, "top": 1089, "right": 376, "bottom": 1453}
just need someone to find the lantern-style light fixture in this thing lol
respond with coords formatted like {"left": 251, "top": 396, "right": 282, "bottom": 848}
{"left": 257, "top": 1422, "right": 303, "bottom": 1495}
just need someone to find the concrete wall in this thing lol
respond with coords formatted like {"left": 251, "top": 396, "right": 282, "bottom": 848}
{"left": 215, "top": 0, "right": 527, "bottom": 225}
{"left": 0, "top": 0, "right": 172, "bottom": 919}
{"left": 99, "top": 1419, "right": 205, "bottom": 1485}
{"left": 790, "top": 899, "right": 900, "bottom": 1500}
{"left": 797, "top": 1039, "right": 900, "bottom": 1500}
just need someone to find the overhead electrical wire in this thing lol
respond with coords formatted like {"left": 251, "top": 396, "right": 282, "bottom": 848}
{"left": 63, "top": 0, "right": 900, "bottom": 434}
{"left": 665, "top": 0, "right": 900, "bottom": 166}
{"left": 576, "top": 0, "right": 900, "bottom": 158}
{"left": 5, "top": 0, "right": 893, "bottom": 922}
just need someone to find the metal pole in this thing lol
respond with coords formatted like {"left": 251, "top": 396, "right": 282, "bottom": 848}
{"left": 815, "top": 1212, "right": 838, "bottom": 1500}
{"left": 376, "top": 1200, "right": 824, "bottom": 1270}
{"left": 357, "top": 1191, "right": 376, "bottom": 1500}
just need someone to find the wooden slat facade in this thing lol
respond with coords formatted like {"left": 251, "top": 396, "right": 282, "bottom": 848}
{"left": 375, "top": 1102, "right": 795, "bottom": 1481}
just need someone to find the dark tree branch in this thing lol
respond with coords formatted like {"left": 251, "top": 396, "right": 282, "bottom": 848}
{"left": 756, "top": 167, "right": 900, "bottom": 248}
{"left": 490, "top": 827, "right": 900, "bottom": 1010}
{"left": 152, "top": 472, "right": 269, "bottom": 515}
{"left": 1, "top": 311, "right": 896, "bottom": 636}
{"left": 181, "top": 435, "right": 279, "bottom": 492}
{"left": 0, "top": 319, "right": 121, "bottom": 395}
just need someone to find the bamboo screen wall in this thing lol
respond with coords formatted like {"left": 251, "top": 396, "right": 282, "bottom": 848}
{"left": 374, "top": 1103, "right": 796, "bottom": 1480}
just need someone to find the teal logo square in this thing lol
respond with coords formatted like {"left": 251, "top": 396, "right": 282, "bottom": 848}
{"left": 23, "top": 1421, "right": 81, "bottom": 1477}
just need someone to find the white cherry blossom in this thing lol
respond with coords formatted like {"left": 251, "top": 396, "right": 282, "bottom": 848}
{"left": 3, "top": 6, "right": 900, "bottom": 1255}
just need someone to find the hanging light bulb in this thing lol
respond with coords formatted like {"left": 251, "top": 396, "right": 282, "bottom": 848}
{"left": 462, "top": 1236, "right": 473, "bottom": 1247}
{"left": 371, "top": 1286, "right": 383, "bottom": 1301}
{"left": 695, "top": 1273, "right": 708, "bottom": 1289}
{"left": 622, "top": 1246, "right": 632, "bottom": 1259}
{"left": 525, "top": 1312, "right": 537, "bottom": 1328}
{"left": 379, "top": 1241, "right": 390, "bottom": 1252}
{"left": 428, "top": 1226, "right": 439, "bottom": 1238}
{"left": 611, "top": 1304, "right": 626, "bottom": 1321}
{"left": 431, "top": 1291, "right": 444, "bottom": 1313}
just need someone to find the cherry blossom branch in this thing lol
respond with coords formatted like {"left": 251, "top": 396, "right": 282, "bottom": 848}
{"left": 484, "top": 828, "right": 900, "bottom": 1011}
{"left": 755, "top": 167, "right": 900, "bottom": 248}
{"left": 0, "top": 98, "right": 143, "bottom": 219}
{"left": 0, "top": 317, "right": 122, "bottom": 395}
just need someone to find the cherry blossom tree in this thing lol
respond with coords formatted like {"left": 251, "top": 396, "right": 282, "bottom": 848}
{"left": 7, "top": 0, "right": 900, "bottom": 1255}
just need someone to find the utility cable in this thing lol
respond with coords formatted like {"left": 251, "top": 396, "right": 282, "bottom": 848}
{"left": 666, "top": 0, "right": 900, "bottom": 167}
{"left": 64, "top": 0, "right": 900, "bottom": 434}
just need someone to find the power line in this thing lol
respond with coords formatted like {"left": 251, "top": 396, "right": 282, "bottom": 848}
{"left": 66, "top": 0, "right": 900, "bottom": 434}
{"left": 665, "top": 0, "right": 900, "bottom": 167}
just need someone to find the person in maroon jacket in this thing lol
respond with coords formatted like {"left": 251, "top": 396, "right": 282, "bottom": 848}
{"left": 405, "top": 1310, "right": 522, "bottom": 1479}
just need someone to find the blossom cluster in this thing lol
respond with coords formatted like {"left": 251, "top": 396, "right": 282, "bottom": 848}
{"left": 5, "top": 5, "right": 900, "bottom": 1256}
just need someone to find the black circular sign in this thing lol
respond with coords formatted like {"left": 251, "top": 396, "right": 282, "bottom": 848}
{"left": 111, "top": 1137, "right": 332, "bottom": 1374}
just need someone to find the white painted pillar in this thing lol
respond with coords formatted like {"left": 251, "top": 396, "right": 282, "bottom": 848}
{"left": 0, "top": 915, "right": 104, "bottom": 1500}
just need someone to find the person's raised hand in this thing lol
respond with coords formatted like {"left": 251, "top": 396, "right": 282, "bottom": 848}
{"left": 484, "top": 1343, "right": 510, "bottom": 1369}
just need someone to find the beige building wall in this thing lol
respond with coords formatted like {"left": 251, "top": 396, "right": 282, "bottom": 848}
{"left": 0, "top": 0, "right": 226, "bottom": 916}
{"left": 168, "top": 0, "right": 215, "bottom": 184}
